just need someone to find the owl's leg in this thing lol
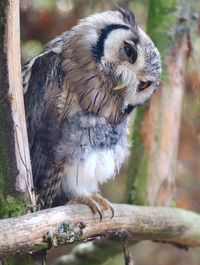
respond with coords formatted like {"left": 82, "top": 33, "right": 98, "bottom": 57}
{"left": 69, "top": 194, "right": 114, "bottom": 221}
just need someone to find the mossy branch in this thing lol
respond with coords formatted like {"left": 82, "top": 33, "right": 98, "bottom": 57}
{"left": 0, "top": 204, "right": 200, "bottom": 257}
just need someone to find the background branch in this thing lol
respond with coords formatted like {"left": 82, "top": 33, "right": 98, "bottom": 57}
{"left": 1, "top": 204, "right": 200, "bottom": 257}
{"left": 53, "top": 240, "right": 129, "bottom": 265}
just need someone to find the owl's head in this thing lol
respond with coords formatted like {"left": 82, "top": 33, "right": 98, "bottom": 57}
{"left": 60, "top": 8, "right": 161, "bottom": 123}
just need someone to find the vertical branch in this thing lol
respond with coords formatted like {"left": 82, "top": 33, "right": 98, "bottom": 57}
{"left": 0, "top": 1, "right": 36, "bottom": 262}
{"left": 0, "top": 0, "right": 35, "bottom": 219}
{"left": 6, "top": 0, "right": 35, "bottom": 205}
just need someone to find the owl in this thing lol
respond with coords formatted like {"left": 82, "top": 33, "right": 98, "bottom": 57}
{"left": 22, "top": 8, "right": 161, "bottom": 219}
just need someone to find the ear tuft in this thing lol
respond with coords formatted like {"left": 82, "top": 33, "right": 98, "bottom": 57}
{"left": 116, "top": 6, "right": 136, "bottom": 27}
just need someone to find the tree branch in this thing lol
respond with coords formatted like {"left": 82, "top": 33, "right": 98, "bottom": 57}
{"left": 6, "top": 0, "right": 35, "bottom": 205}
{"left": 0, "top": 0, "right": 35, "bottom": 219}
{"left": 0, "top": 204, "right": 200, "bottom": 257}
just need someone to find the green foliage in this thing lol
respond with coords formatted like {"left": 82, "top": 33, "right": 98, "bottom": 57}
{"left": 7, "top": 255, "right": 39, "bottom": 265}
{"left": 32, "top": 0, "right": 58, "bottom": 11}
{"left": 0, "top": 195, "right": 26, "bottom": 218}
{"left": 0, "top": 108, "right": 26, "bottom": 218}
{"left": 22, "top": 40, "right": 43, "bottom": 62}
{"left": 102, "top": 252, "right": 124, "bottom": 265}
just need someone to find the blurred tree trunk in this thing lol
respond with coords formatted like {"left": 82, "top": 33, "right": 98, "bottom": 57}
{"left": 0, "top": 0, "right": 35, "bottom": 264}
{"left": 127, "top": 0, "right": 196, "bottom": 206}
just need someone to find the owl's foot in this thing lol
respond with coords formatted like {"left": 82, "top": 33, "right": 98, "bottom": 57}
{"left": 69, "top": 194, "right": 114, "bottom": 221}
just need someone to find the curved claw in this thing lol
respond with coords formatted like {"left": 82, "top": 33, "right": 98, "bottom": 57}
{"left": 110, "top": 204, "right": 115, "bottom": 219}
{"left": 68, "top": 195, "right": 104, "bottom": 221}
{"left": 92, "top": 194, "right": 115, "bottom": 219}
{"left": 68, "top": 194, "right": 114, "bottom": 221}
{"left": 89, "top": 199, "right": 104, "bottom": 221}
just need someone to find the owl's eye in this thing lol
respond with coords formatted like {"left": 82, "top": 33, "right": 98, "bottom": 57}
{"left": 123, "top": 42, "right": 137, "bottom": 64}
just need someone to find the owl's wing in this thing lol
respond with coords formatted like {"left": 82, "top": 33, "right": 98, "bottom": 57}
{"left": 23, "top": 50, "right": 64, "bottom": 196}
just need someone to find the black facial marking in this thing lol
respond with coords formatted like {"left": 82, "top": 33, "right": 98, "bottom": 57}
{"left": 124, "top": 104, "right": 134, "bottom": 114}
{"left": 92, "top": 24, "right": 129, "bottom": 62}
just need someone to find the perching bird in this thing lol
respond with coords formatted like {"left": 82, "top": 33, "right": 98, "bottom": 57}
{"left": 22, "top": 8, "right": 161, "bottom": 219}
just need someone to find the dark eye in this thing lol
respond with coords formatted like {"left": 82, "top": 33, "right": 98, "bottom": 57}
{"left": 123, "top": 42, "right": 137, "bottom": 64}
{"left": 124, "top": 45, "right": 133, "bottom": 57}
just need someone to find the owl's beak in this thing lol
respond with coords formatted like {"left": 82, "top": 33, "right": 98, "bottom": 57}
{"left": 113, "top": 84, "right": 126, "bottom": 91}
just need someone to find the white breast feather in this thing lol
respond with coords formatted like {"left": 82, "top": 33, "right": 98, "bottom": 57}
{"left": 61, "top": 142, "right": 128, "bottom": 196}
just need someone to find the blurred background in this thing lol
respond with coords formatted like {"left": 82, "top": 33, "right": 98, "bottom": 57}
{"left": 20, "top": 0, "right": 200, "bottom": 264}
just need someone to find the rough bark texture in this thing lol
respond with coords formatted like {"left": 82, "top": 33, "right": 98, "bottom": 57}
{"left": 6, "top": 0, "right": 35, "bottom": 205}
{"left": 0, "top": 0, "right": 35, "bottom": 219}
{"left": 0, "top": 0, "right": 20, "bottom": 218}
{"left": 0, "top": 1, "right": 35, "bottom": 264}
{"left": 127, "top": 0, "right": 195, "bottom": 206}
{"left": 1, "top": 204, "right": 200, "bottom": 257}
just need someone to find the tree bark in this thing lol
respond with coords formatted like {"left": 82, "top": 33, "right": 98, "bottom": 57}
{"left": 0, "top": 0, "right": 35, "bottom": 217}
{"left": 6, "top": 0, "right": 35, "bottom": 205}
{"left": 1, "top": 204, "right": 200, "bottom": 257}
{"left": 0, "top": 0, "right": 36, "bottom": 264}
{"left": 0, "top": 0, "right": 19, "bottom": 218}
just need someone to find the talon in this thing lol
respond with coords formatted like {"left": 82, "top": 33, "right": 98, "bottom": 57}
{"left": 92, "top": 194, "right": 115, "bottom": 219}
{"left": 89, "top": 199, "right": 104, "bottom": 221}
{"left": 68, "top": 195, "right": 104, "bottom": 220}
{"left": 96, "top": 205, "right": 104, "bottom": 221}
{"left": 68, "top": 194, "right": 114, "bottom": 220}
{"left": 110, "top": 204, "right": 115, "bottom": 219}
